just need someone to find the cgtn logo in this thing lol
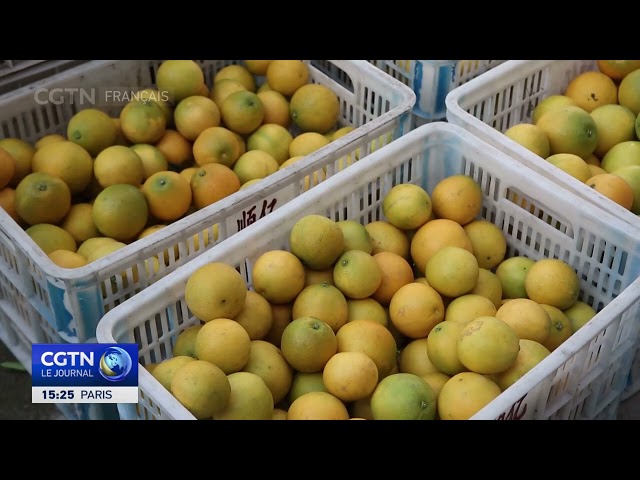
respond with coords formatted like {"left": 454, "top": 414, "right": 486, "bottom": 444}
{"left": 32, "top": 344, "right": 138, "bottom": 404}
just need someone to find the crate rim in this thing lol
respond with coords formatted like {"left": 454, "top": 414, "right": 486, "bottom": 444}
{"left": 0, "top": 59, "right": 416, "bottom": 284}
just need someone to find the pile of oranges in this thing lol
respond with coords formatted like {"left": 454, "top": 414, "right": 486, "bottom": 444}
{"left": 0, "top": 60, "right": 345, "bottom": 273}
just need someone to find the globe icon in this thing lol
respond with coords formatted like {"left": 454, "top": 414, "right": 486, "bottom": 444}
{"left": 99, "top": 347, "right": 133, "bottom": 382}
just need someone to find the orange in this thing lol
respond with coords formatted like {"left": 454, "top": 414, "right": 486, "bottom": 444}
{"left": 263, "top": 303, "right": 293, "bottom": 348}
{"left": 494, "top": 339, "right": 550, "bottom": 391}
{"left": 142, "top": 171, "right": 192, "bottom": 221}
{"left": 536, "top": 106, "right": 598, "bottom": 159}
{"left": 34, "top": 134, "right": 66, "bottom": 150}
{"left": 234, "top": 291, "right": 274, "bottom": 341}
{"left": 170, "top": 360, "right": 231, "bottom": 419}
{"left": 31, "top": 140, "right": 94, "bottom": 194}
{"left": 185, "top": 262, "right": 247, "bottom": 322}
{"left": 539, "top": 304, "right": 573, "bottom": 352}
{"left": 586, "top": 173, "right": 634, "bottom": 210}
{"left": 597, "top": 60, "right": 640, "bottom": 81}
{"left": 0, "top": 138, "right": 35, "bottom": 188}
{"left": 244, "top": 60, "right": 272, "bottom": 76}
{"left": 172, "top": 324, "right": 202, "bottom": 358}
{"left": 151, "top": 356, "right": 196, "bottom": 391}
{"left": 93, "top": 145, "right": 145, "bottom": 188}
{"left": 618, "top": 69, "right": 640, "bottom": 116}
{"left": 287, "top": 391, "right": 349, "bottom": 420}
{"left": 430, "top": 175, "right": 483, "bottom": 226}
{"left": 289, "top": 83, "right": 340, "bottom": 134}
{"left": 0, "top": 187, "right": 20, "bottom": 224}
{"left": 61, "top": 203, "right": 100, "bottom": 244}
{"left": 14, "top": 172, "right": 71, "bottom": 225}
{"left": 382, "top": 183, "right": 432, "bottom": 231}
{"left": 289, "top": 214, "right": 345, "bottom": 271}
{"left": 214, "top": 64, "right": 256, "bottom": 92}
{"left": 190, "top": 163, "right": 241, "bottom": 210}
{"left": 398, "top": 337, "right": 439, "bottom": 376}
{"left": 134, "top": 89, "right": 173, "bottom": 123}
{"left": 26, "top": 224, "right": 77, "bottom": 255}
{"left": 257, "top": 90, "right": 291, "bottom": 129}
{"left": 531, "top": 95, "right": 577, "bottom": 125}
{"left": 445, "top": 293, "right": 497, "bottom": 326}
{"left": 48, "top": 250, "right": 88, "bottom": 269}
{"left": 588, "top": 164, "right": 607, "bottom": 178}
{"left": 194, "top": 318, "right": 252, "bottom": 374}
{"left": 220, "top": 90, "right": 264, "bottom": 135}
{"left": 426, "top": 321, "right": 467, "bottom": 376}
{"left": 323, "top": 351, "right": 379, "bottom": 402}
{"left": 280, "top": 316, "right": 337, "bottom": 373}
{"left": 303, "top": 267, "right": 334, "bottom": 287}
{"left": 495, "top": 298, "right": 552, "bottom": 344}
{"left": 0, "top": 147, "right": 16, "bottom": 189}
{"left": 546, "top": 153, "right": 593, "bottom": 182}
{"left": 192, "top": 126, "right": 242, "bottom": 168}
{"left": 370, "top": 373, "right": 437, "bottom": 420}
{"left": 288, "top": 371, "right": 328, "bottom": 404}
{"left": 292, "top": 283, "right": 348, "bottom": 333}
{"left": 266, "top": 60, "right": 309, "bottom": 97}
{"left": 154, "top": 129, "right": 193, "bottom": 167}
{"left": 457, "top": 316, "right": 520, "bottom": 375}
{"left": 590, "top": 104, "right": 637, "bottom": 158}
{"left": 242, "top": 340, "right": 293, "bottom": 404}
{"left": 155, "top": 60, "right": 205, "bottom": 104}
{"left": 389, "top": 281, "right": 444, "bottom": 339}
{"left": 179, "top": 167, "right": 199, "bottom": 184}
{"left": 496, "top": 256, "right": 536, "bottom": 299}
{"left": 119, "top": 100, "right": 167, "bottom": 144}
{"left": 365, "top": 220, "right": 411, "bottom": 259}
{"left": 66, "top": 108, "right": 118, "bottom": 157}
{"left": 346, "top": 297, "right": 388, "bottom": 326}
{"left": 371, "top": 251, "right": 415, "bottom": 306}
{"left": 437, "top": 372, "right": 501, "bottom": 420}
{"left": 333, "top": 250, "right": 382, "bottom": 300}
{"left": 210, "top": 371, "right": 274, "bottom": 420}
{"left": 92, "top": 184, "right": 149, "bottom": 241}
{"left": 424, "top": 246, "right": 480, "bottom": 298}
{"left": 336, "top": 319, "right": 397, "bottom": 379}
{"left": 410, "top": 219, "right": 473, "bottom": 274}
{"left": 463, "top": 219, "right": 507, "bottom": 270}
{"left": 288, "top": 132, "right": 330, "bottom": 157}
{"left": 524, "top": 258, "right": 580, "bottom": 310}
{"left": 210, "top": 79, "right": 248, "bottom": 110}
{"left": 130, "top": 144, "right": 169, "bottom": 180}
{"left": 246, "top": 123, "right": 294, "bottom": 165}
{"left": 173, "top": 95, "right": 221, "bottom": 141}
{"left": 76, "top": 237, "right": 117, "bottom": 261}
{"left": 232, "top": 150, "right": 279, "bottom": 185}
{"left": 504, "top": 123, "right": 551, "bottom": 158}
{"left": 251, "top": 250, "right": 306, "bottom": 304}
{"left": 564, "top": 71, "right": 618, "bottom": 113}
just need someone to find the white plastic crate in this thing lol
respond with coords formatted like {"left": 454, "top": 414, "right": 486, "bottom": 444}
{"left": 0, "top": 59, "right": 415, "bottom": 418}
{"left": 0, "top": 60, "right": 88, "bottom": 96}
{"left": 444, "top": 59, "right": 640, "bottom": 401}
{"left": 97, "top": 122, "right": 640, "bottom": 420}
{"left": 370, "top": 60, "right": 505, "bottom": 126}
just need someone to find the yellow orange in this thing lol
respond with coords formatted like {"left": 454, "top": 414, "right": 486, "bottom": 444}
{"left": 142, "top": 171, "right": 192, "bottom": 221}
{"left": 190, "top": 163, "right": 241, "bottom": 210}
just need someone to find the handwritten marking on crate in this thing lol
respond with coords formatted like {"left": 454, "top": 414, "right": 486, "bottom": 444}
{"left": 496, "top": 393, "right": 528, "bottom": 420}
{"left": 225, "top": 183, "right": 297, "bottom": 235}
